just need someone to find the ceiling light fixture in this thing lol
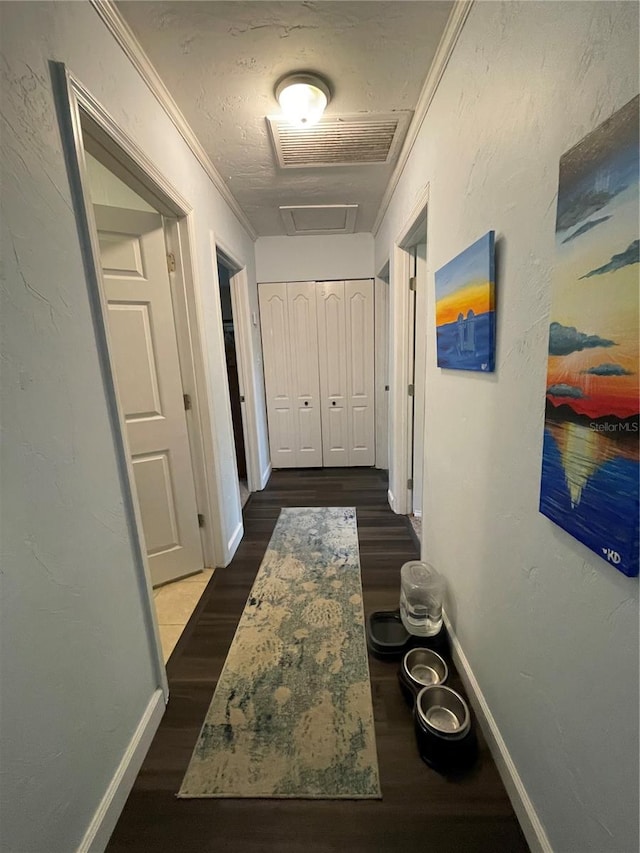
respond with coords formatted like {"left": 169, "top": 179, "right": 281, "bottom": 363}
{"left": 275, "top": 73, "right": 331, "bottom": 128}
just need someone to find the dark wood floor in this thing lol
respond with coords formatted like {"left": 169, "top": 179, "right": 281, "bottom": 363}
{"left": 108, "top": 469, "right": 529, "bottom": 853}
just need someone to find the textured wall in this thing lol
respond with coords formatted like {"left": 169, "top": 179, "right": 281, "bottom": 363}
{"left": 0, "top": 3, "right": 261, "bottom": 851}
{"left": 376, "top": 3, "right": 639, "bottom": 851}
{"left": 255, "top": 233, "right": 374, "bottom": 282}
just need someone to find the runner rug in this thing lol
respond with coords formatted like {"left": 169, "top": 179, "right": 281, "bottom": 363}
{"left": 178, "top": 506, "right": 381, "bottom": 799}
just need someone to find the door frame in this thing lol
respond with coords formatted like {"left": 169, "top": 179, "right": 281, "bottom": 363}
{"left": 412, "top": 241, "right": 428, "bottom": 517}
{"left": 53, "top": 62, "right": 220, "bottom": 694}
{"left": 77, "top": 98, "right": 220, "bottom": 572}
{"left": 213, "top": 239, "right": 260, "bottom": 493}
{"left": 389, "top": 184, "right": 430, "bottom": 516}
{"left": 374, "top": 266, "right": 390, "bottom": 471}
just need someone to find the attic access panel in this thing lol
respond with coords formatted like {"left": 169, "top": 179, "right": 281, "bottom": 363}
{"left": 267, "top": 112, "right": 412, "bottom": 169}
{"left": 279, "top": 204, "right": 358, "bottom": 236}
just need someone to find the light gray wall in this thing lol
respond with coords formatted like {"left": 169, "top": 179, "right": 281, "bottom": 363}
{"left": 0, "top": 3, "right": 263, "bottom": 851}
{"left": 255, "top": 233, "right": 374, "bottom": 282}
{"left": 376, "top": 3, "right": 638, "bottom": 851}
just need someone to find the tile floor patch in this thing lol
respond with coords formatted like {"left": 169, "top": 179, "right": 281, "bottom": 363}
{"left": 153, "top": 569, "right": 214, "bottom": 663}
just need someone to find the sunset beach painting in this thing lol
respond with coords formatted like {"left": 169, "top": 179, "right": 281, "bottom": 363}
{"left": 540, "top": 95, "right": 639, "bottom": 577}
{"left": 435, "top": 231, "right": 495, "bottom": 372}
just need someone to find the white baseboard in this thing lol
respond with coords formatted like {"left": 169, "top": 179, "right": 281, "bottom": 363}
{"left": 259, "top": 461, "right": 272, "bottom": 490}
{"left": 78, "top": 689, "right": 165, "bottom": 853}
{"left": 225, "top": 520, "right": 244, "bottom": 564}
{"left": 387, "top": 489, "right": 395, "bottom": 511}
{"left": 443, "top": 613, "right": 552, "bottom": 853}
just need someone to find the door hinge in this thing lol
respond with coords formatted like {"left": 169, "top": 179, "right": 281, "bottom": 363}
{"left": 197, "top": 513, "right": 205, "bottom": 528}
{"left": 183, "top": 393, "right": 192, "bottom": 411}
{"left": 239, "top": 395, "right": 245, "bottom": 403}
{"left": 167, "top": 252, "right": 176, "bottom": 273}
{"left": 384, "top": 385, "right": 390, "bottom": 392}
{"left": 408, "top": 384, "right": 415, "bottom": 396}
{"left": 409, "top": 276, "right": 417, "bottom": 292}
{"left": 407, "top": 478, "right": 413, "bottom": 490}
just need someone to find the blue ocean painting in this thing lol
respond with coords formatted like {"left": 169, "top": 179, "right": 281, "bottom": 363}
{"left": 436, "top": 312, "right": 494, "bottom": 372}
{"left": 540, "top": 95, "right": 639, "bottom": 577}
{"left": 434, "top": 231, "right": 496, "bottom": 371}
{"left": 541, "top": 420, "right": 639, "bottom": 576}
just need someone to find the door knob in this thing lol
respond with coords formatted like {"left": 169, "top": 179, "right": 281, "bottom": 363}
{"left": 304, "top": 401, "right": 309, "bottom": 406}
{"left": 332, "top": 401, "right": 336, "bottom": 406}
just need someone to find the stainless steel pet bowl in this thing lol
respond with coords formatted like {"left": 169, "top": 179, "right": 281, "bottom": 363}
{"left": 401, "top": 647, "right": 448, "bottom": 692}
{"left": 415, "top": 685, "right": 470, "bottom": 739}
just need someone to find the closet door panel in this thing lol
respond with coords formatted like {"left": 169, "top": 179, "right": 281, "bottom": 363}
{"left": 259, "top": 283, "right": 296, "bottom": 468}
{"left": 345, "top": 279, "right": 375, "bottom": 465}
{"left": 327, "top": 405, "right": 348, "bottom": 456}
{"left": 287, "top": 282, "right": 322, "bottom": 467}
{"left": 316, "top": 282, "right": 349, "bottom": 466}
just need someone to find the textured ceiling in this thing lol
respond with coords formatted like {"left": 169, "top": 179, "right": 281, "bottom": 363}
{"left": 117, "top": 1, "right": 454, "bottom": 236}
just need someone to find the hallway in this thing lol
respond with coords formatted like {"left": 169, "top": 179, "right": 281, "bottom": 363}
{"left": 107, "top": 469, "right": 527, "bottom": 853}
{"left": 3, "top": 4, "right": 638, "bottom": 851}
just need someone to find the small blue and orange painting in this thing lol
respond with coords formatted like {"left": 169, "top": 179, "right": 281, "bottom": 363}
{"left": 435, "top": 231, "right": 496, "bottom": 372}
{"left": 540, "top": 95, "right": 639, "bottom": 577}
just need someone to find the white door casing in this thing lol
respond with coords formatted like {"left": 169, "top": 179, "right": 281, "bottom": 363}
{"left": 374, "top": 276, "right": 389, "bottom": 470}
{"left": 407, "top": 255, "right": 417, "bottom": 505}
{"left": 389, "top": 185, "right": 430, "bottom": 516}
{"left": 94, "top": 204, "right": 203, "bottom": 586}
{"left": 412, "top": 244, "right": 428, "bottom": 516}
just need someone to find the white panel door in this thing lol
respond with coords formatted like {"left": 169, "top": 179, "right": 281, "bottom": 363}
{"left": 316, "top": 281, "right": 349, "bottom": 466}
{"left": 94, "top": 205, "right": 203, "bottom": 587}
{"left": 345, "top": 279, "right": 375, "bottom": 466}
{"left": 287, "top": 282, "right": 323, "bottom": 467}
{"left": 258, "top": 282, "right": 296, "bottom": 468}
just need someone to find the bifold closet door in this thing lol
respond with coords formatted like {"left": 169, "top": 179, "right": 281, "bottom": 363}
{"left": 316, "top": 282, "right": 349, "bottom": 465}
{"left": 316, "top": 279, "right": 375, "bottom": 466}
{"left": 345, "top": 279, "right": 375, "bottom": 466}
{"left": 287, "top": 282, "right": 322, "bottom": 467}
{"left": 259, "top": 282, "right": 322, "bottom": 468}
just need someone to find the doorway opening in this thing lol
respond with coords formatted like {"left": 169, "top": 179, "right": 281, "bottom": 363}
{"left": 408, "top": 240, "right": 427, "bottom": 521}
{"left": 390, "top": 185, "right": 429, "bottom": 532}
{"left": 401, "top": 229, "right": 427, "bottom": 539}
{"left": 82, "top": 149, "right": 214, "bottom": 663}
{"left": 217, "top": 255, "right": 250, "bottom": 507}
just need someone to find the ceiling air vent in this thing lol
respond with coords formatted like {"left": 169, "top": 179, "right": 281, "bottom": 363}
{"left": 267, "top": 112, "right": 411, "bottom": 169}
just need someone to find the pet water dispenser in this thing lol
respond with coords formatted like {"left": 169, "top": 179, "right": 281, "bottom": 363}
{"left": 399, "top": 561, "right": 445, "bottom": 638}
{"left": 366, "top": 560, "right": 446, "bottom": 659}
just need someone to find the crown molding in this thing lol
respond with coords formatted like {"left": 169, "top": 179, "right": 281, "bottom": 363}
{"left": 89, "top": 0, "right": 258, "bottom": 241}
{"left": 372, "top": 0, "right": 474, "bottom": 236}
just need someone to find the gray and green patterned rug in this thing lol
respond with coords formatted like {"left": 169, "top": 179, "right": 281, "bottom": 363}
{"left": 178, "top": 506, "right": 381, "bottom": 799}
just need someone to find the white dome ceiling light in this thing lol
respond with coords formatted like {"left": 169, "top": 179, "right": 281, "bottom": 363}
{"left": 275, "top": 73, "right": 331, "bottom": 128}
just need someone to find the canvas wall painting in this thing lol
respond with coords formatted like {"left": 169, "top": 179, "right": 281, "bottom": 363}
{"left": 435, "top": 231, "right": 496, "bottom": 372}
{"left": 540, "top": 95, "right": 639, "bottom": 577}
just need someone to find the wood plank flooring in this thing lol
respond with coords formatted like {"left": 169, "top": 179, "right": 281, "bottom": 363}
{"left": 107, "top": 469, "right": 529, "bottom": 853}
